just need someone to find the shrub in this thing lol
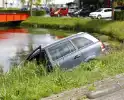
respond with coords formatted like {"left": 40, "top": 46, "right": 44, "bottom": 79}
{"left": 114, "top": 11, "right": 124, "bottom": 20}
{"left": 1, "top": 50, "right": 124, "bottom": 99}
{"left": 32, "top": 10, "right": 46, "bottom": 16}
{"left": 21, "top": 17, "right": 124, "bottom": 41}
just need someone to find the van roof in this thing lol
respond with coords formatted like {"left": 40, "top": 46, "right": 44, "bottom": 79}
{"left": 42, "top": 32, "right": 97, "bottom": 49}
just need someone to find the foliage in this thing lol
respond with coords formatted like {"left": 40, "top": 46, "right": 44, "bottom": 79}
{"left": 1, "top": 50, "right": 124, "bottom": 99}
{"left": 22, "top": 17, "right": 124, "bottom": 41}
{"left": 20, "top": 0, "right": 42, "bottom": 16}
{"left": 32, "top": 10, "right": 46, "bottom": 16}
{"left": 114, "top": 11, "right": 124, "bottom": 20}
{"left": 114, "top": 0, "right": 124, "bottom": 6}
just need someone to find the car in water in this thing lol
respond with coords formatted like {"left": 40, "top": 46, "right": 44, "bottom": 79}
{"left": 89, "top": 8, "right": 112, "bottom": 19}
{"left": 26, "top": 32, "right": 105, "bottom": 71}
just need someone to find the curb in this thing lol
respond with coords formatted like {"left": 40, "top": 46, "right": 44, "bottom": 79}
{"left": 41, "top": 74, "right": 124, "bottom": 100}
{"left": 86, "top": 74, "right": 124, "bottom": 99}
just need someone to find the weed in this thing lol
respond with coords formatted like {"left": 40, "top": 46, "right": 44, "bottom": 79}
{"left": 0, "top": 49, "right": 124, "bottom": 99}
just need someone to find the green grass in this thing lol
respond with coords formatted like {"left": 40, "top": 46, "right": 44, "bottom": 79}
{"left": 21, "top": 17, "right": 124, "bottom": 41}
{"left": 1, "top": 50, "right": 124, "bottom": 99}
{"left": 0, "top": 8, "right": 20, "bottom": 10}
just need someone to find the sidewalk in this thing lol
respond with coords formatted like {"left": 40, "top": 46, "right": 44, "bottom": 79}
{"left": 41, "top": 73, "right": 124, "bottom": 100}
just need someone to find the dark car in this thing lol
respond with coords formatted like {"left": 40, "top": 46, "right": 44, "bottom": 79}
{"left": 114, "top": 6, "right": 124, "bottom": 11}
{"left": 20, "top": 7, "right": 29, "bottom": 11}
{"left": 71, "top": 8, "right": 91, "bottom": 17}
{"left": 26, "top": 32, "right": 105, "bottom": 71}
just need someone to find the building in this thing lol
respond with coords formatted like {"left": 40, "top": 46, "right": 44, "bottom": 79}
{"left": 74, "top": 0, "right": 111, "bottom": 9}
{"left": 0, "top": 0, "right": 22, "bottom": 8}
{"left": 0, "top": 0, "right": 4, "bottom": 8}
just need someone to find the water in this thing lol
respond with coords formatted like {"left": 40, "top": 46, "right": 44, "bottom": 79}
{"left": 0, "top": 27, "right": 72, "bottom": 72}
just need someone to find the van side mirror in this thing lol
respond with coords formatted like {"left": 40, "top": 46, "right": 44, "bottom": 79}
{"left": 26, "top": 46, "right": 42, "bottom": 61}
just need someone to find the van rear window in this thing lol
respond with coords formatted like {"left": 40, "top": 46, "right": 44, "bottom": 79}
{"left": 71, "top": 37, "right": 93, "bottom": 49}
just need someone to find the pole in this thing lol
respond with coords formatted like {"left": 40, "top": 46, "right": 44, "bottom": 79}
{"left": 112, "top": 0, "right": 114, "bottom": 20}
{"left": 3, "top": 0, "right": 4, "bottom": 8}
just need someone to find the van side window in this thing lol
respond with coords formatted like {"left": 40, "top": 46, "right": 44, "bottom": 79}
{"left": 71, "top": 37, "right": 93, "bottom": 49}
{"left": 48, "top": 41, "right": 76, "bottom": 61}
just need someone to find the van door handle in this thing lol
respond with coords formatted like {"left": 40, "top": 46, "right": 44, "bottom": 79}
{"left": 74, "top": 55, "right": 81, "bottom": 59}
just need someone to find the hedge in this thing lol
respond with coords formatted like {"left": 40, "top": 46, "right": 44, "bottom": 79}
{"left": 32, "top": 10, "right": 46, "bottom": 16}
{"left": 0, "top": 10, "right": 46, "bottom": 16}
{"left": 21, "top": 17, "right": 124, "bottom": 41}
{"left": 114, "top": 11, "right": 124, "bottom": 20}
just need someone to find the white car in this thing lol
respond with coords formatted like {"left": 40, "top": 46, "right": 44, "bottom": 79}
{"left": 89, "top": 8, "right": 112, "bottom": 19}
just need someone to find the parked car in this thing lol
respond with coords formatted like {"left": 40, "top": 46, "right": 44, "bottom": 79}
{"left": 89, "top": 8, "right": 112, "bottom": 19}
{"left": 26, "top": 32, "right": 105, "bottom": 71}
{"left": 68, "top": 7, "right": 78, "bottom": 15}
{"left": 114, "top": 6, "right": 124, "bottom": 11}
{"left": 71, "top": 8, "right": 91, "bottom": 17}
{"left": 20, "top": 7, "right": 29, "bottom": 11}
{"left": 50, "top": 7, "right": 68, "bottom": 17}
{"left": 20, "top": 7, "right": 38, "bottom": 11}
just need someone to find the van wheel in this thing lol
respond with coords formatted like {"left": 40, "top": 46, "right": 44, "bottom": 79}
{"left": 97, "top": 15, "right": 102, "bottom": 19}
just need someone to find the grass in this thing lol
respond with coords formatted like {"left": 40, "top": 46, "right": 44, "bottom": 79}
{"left": 0, "top": 50, "right": 124, "bottom": 99}
{"left": 21, "top": 17, "right": 124, "bottom": 41}
{"left": 0, "top": 8, "right": 20, "bottom": 10}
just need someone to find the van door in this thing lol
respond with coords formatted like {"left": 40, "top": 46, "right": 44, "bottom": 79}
{"left": 47, "top": 40, "right": 82, "bottom": 69}
{"left": 26, "top": 46, "right": 42, "bottom": 61}
{"left": 26, "top": 46, "right": 46, "bottom": 64}
{"left": 71, "top": 36, "right": 101, "bottom": 62}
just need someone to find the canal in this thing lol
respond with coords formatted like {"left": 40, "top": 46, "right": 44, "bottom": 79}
{"left": 0, "top": 27, "right": 73, "bottom": 72}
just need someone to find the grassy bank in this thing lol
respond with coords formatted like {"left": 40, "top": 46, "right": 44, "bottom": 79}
{"left": 21, "top": 17, "right": 124, "bottom": 41}
{"left": 0, "top": 50, "right": 124, "bottom": 99}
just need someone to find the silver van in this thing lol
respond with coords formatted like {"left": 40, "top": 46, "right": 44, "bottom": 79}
{"left": 26, "top": 32, "right": 105, "bottom": 70}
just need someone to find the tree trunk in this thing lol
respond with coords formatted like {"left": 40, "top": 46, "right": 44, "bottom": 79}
{"left": 30, "top": 0, "right": 33, "bottom": 16}
{"left": 112, "top": 0, "right": 114, "bottom": 20}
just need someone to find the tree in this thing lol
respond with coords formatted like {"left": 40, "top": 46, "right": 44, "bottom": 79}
{"left": 21, "top": 0, "right": 25, "bottom": 5}
{"left": 20, "top": 0, "right": 42, "bottom": 16}
{"left": 45, "top": 0, "right": 52, "bottom": 4}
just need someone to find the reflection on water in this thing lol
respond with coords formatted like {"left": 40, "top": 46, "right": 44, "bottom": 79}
{"left": 0, "top": 28, "right": 65, "bottom": 72}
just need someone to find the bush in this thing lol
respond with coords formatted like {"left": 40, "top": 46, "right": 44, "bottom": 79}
{"left": 1, "top": 50, "right": 124, "bottom": 99}
{"left": 32, "top": 10, "right": 46, "bottom": 16}
{"left": 21, "top": 17, "right": 124, "bottom": 41}
{"left": 114, "top": 11, "right": 124, "bottom": 20}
